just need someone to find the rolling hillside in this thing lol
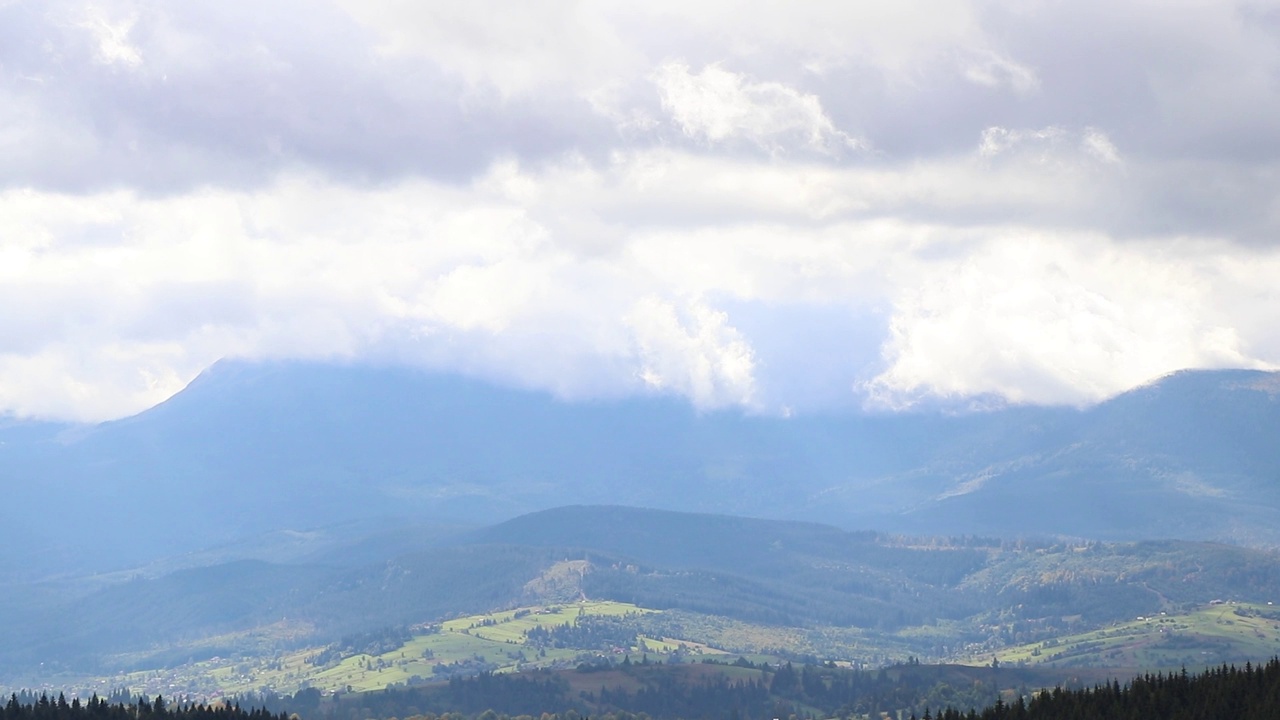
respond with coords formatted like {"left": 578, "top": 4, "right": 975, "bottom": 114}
{"left": 7, "top": 506, "right": 1280, "bottom": 686}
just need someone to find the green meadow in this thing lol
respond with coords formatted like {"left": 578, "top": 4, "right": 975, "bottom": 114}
{"left": 85, "top": 599, "right": 1280, "bottom": 701}
{"left": 965, "top": 603, "right": 1280, "bottom": 670}
{"left": 117, "top": 601, "right": 712, "bottom": 697}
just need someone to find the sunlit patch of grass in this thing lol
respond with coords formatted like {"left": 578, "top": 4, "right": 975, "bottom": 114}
{"left": 958, "top": 603, "right": 1280, "bottom": 670}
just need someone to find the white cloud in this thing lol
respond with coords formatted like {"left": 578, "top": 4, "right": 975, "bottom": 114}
{"left": 79, "top": 5, "right": 144, "bottom": 69}
{"left": 0, "top": 170, "right": 765, "bottom": 420}
{"left": 6, "top": 151, "right": 1280, "bottom": 421}
{"left": 976, "top": 125, "right": 1124, "bottom": 189}
{"left": 868, "top": 234, "right": 1279, "bottom": 407}
{"left": 0, "top": 347, "right": 179, "bottom": 422}
{"left": 979, "top": 126, "right": 1063, "bottom": 159}
{"left": 1081, "top": 127, "right": 1121, "bottom": 165}
{"left": 626, "top": 296, "right": 757, "bottom": 408}
{"left": 961, "top": 48, "right": 1038, "bottom": 93}
{"left": 652, "top": 62, "right": 863, "bottom": 154}
{"left": 6, "top": 0, "right": 1280, "bottom": 420}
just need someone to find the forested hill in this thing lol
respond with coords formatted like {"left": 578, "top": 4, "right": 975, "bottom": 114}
{"left": 6, "top": 505, "right": 1280, "bottom": 678}
{"left": 2, "top": 361, "right": 1280, "bottom": 578}
{"left": 954, "top": 659, "right": 1280, "bottom": 720}
{"left": 260, "top": 655, "right": 1280, "bottom": 720}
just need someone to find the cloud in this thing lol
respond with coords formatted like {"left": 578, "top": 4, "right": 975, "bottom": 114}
{"left": 332, "top": 0, "right": 643, "bottom": 99}
{"left": 0, "top": 0, "right": 615, "bottom": 192}
{"left": 1081, "top": 128, "right": 1121, "bottom": 165}
{"left": 0, "top": 170, "right": 766, "bottom": 420}
{"left": 978, "top": 125, "right": 1122, "bottom": 169}
{"left": 961, "top": 48, "right": 1038, "bottom": 93}
{"left": 626, "top": 295, "right": 756, "bottom": 407}
{"left": 652, "top": 62, "right": 863, "bottom": 154}
{"left": 8, "top": 152, "right": 1280, "bottom": 421}
{"left": 332, "top": 0, "right": 990, "bottom": 95}
{"left": 6, "top": 0, "right": 1280, "bottom": 420}
{"left": 868, "top": 233, "right": 1280, "bottom": 407}
{"left": 78, "top": 5, "right": 144, "bottom": 69}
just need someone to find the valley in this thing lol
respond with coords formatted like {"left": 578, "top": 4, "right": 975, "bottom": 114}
{"left": 10, "top": 4, "right": 1280, "bottom": 716}
{"left": 3, "top": 363, "right": 1280, "bottom": 718}
{"left": 11, "top": 506, "right": 1280, "bottom": 705}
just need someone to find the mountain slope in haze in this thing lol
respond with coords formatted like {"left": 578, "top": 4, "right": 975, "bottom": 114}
{"left": 1, "top": 361, "right": 1279, "bottom": 577}
{"left": 908, "top": 369, "right": 1280, "bottom": 542}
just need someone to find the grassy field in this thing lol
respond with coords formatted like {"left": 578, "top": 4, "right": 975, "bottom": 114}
{"left": 86, "top": 602, "right": 941, "bottom": 699}
{"left": 441, "top": 601, "right": 648, "bottom": 640}
{"left": 959, "top": 602, "right": 1280, "bottom": 670}
{"left": 105, "top": 601, "right": 733, "bottom": 698}
{"left": 67, "top": 601, "right": 1280, "bottom": 701}
{"left": 635, "top": 609, "right": 920, "bottom": 666}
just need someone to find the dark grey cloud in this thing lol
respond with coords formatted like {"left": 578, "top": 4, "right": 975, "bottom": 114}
{"left": 0, "top": 0, "right": 616, "bottom": 193}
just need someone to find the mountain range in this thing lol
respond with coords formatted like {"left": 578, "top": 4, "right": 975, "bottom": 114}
{"left": 2, "top": 360, "right": 1279, "bottom": 580}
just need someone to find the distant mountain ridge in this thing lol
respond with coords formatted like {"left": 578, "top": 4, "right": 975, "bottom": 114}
{"left": 1, "top": 360, "right": 1279, "bottom": 578}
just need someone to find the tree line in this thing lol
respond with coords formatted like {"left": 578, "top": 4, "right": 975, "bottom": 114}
{"left": 928, "top": 657, "right": 1280, "bottom": 720}
{"left": 258, "top": 656, "right": 1280, "bottom": 720}
{"left": 3, "top": 693, "right": 289, "bottom": 720}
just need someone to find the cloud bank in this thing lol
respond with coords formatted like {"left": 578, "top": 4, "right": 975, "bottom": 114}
{"left": 3, "top": 0, "right": 1280, "bottom": 420}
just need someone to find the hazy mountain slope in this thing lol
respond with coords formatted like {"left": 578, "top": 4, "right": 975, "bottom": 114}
{"left": 904, "top": 369, "right": 1280, "bottom": 542}
{"left": 1, "top": 361, "right": 1278, "bottom": 579}
{"left": 0, "top": 543, "right": 576, "bottom": 672}
{"left": 0, "top": 361, "right": 1015, "bottom": 574}
{"left": 473, "top": 505, "right": 861, "bottom": 570}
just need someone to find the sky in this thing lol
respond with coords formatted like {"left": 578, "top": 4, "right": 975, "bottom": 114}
{"left": 3, "top": 0, "right": 1280, "bottom": 422}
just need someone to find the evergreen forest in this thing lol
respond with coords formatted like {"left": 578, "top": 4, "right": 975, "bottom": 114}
{"left": 2, "top": 692, "right": 287, "bottom": 720}
{"left": 226, "top": 656, "right": 1280, "bottom": 720}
